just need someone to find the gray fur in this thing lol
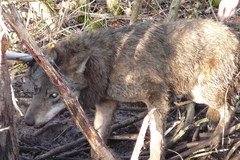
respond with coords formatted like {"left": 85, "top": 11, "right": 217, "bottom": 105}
{"left": 24, "top": 19, "right": 240, "bottom": 159}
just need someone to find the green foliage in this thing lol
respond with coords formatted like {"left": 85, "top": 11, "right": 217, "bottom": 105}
{"left": 111, "top": 5, "right": 123, "bottom": 16}
{"left": 38, "top": 23, "right": 46, "bottom": 29}
{"left": 181, "top": 8, "right": 203, "bottom": 19}
{"left": 107, "top": 0, "right": 123, "bottom": 16}
{"left": 42, "top": 0, "right": 56, "bottom": 8}
{"left": 77, "top": 1, "right": 103, "bottom": 32}
{"left": 212, "top": 0, "right": 221, "bottom": 7}
{"left": 85, "top": 20, "right": 103, "bottom": 32}
{"left": 18, "top": 63, "right": 28, "bottom": 71}
{"left": 188, "top": 8, "right": 202, "bottom": 19}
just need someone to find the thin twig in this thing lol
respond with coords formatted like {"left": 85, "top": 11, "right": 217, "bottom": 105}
{"left": 33, "top": 119, "right": 72, "bottom": 136}
{"left": 131, "top": 109, "right": 156, "bottom": 160}
{"left": 109, "top": 133, "right": 140, "bottom": 141}
{"left": 33, "top": 111, "right": 147, "bottom": 159}
{"left": 208, "top": 0, "right": 219, "bottom": 21}
{"left": 168, "top": 118, "right": 209, "bottom": 147}
{"left": 35, "top": 137, "right": 87, "bottom": 160}
{"left": 112, "top": 111, "right": 147, "bottom": 131}
{"left": 0, "top": 126, "right": 10, "bottom": 132}
{"left": 225, "top": 140, "right": 240, "bottom": 160}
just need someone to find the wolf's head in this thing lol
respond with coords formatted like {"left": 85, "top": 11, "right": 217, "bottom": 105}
{"left": 24, "top": 31, "right": 117, "bottom": 127}
{"left": 23, "top": 62, "right": 66, "bottom": 127}
{"left": 24, "top": 46, "right": 89, "bottom": 128}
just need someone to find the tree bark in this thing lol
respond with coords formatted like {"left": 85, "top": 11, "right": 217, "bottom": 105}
{"left": 166, "top": 0, "right": 181, "bottom": 22}
{"left": 0, "top": 26, "right": 19, "bottom": 160}
{"left": 130, "top": 0, "right": 142, "bottom": 25}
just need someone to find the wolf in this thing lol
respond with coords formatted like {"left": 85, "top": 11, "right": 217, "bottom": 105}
{"left": 24, "top": 19, "right": 240, "bottom": 159}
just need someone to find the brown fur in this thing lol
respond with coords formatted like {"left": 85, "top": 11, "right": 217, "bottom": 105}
{"left": 24, "top": 19, "right": 240, "bottom": 159}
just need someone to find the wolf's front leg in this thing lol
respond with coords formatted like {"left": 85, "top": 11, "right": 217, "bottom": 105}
{"left": 91, "top": 100, "right": 117, "bottom": 160}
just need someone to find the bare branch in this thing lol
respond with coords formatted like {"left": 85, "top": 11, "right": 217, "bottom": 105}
{"left": 3, "top": 3, "right": 115, "bottom": 160}
{"left": 131, "top": 109, "right": 156, "bottom": 160}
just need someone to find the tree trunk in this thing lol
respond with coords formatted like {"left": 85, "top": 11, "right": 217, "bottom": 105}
{"left": 0, "top": 33, "right": 19, "bottom": 160}
{"left": 166, "top": 0, "right": 181, "bottom": 22}
{"left": 130, "top": 0, "right": 142, "bottom": 25}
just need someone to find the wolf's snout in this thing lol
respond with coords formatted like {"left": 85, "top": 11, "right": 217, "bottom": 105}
{"left": 24, "top": 115, "right": 35, "bottom": 126}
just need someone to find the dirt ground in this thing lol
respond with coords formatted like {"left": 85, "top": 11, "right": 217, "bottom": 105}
{"left": 12, "top": 69, "right": 240, "bottom": 160}
{"left": 13, "top": 73, "right": 148, "bottom": 160}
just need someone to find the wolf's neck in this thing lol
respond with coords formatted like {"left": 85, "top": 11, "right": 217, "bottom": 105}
{"left": 81, "top": 43, "right": 117, "bottom": 108}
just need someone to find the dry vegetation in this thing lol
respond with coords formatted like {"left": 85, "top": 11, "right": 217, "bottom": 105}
{"left": 5, "top": 0, "right": 240, "bottom": 160}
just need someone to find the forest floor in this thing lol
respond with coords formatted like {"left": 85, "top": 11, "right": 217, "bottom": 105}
{"left": 6, "top": 0, "right": 240, "bottom": 160}
{"left": 12, "top": 73, "right": 209, "bottom": 160}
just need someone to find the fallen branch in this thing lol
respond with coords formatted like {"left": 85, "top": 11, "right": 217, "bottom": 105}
{"left": 109, "top": 133, "right": 140, "bottom": 141}
{"left": 186, "top": 148, "right": 228, "bottom": 160}
{"left": 229, "top": 154, "right": 240, "bottom": 160}
{"left": 3, "top": 3, "right": 115, "bottom": 160}
{"left": 167, "top": 117, "right": 209, "bottom": 147}
{"left": 199, "top": 121, "right": 240, "bottom": 139}
{"left": 33, "top": 119, "right": 71, "bottom": 136}
{"left": 225, "top": 140, "right": 240, "bottom": 160}
{"left": 34, "top": 137, "right": 87, "bottom": 160}
{"left": 11, "top": 85, "right": 24, "bottom": 116}
{"left": 112, "top": 111, "right": 147, "bottom": 131}
{"left": 227, "top": 122, "right": 240, "bottom": 135}
{"left": 131, "top": 109, "right": 156, "bottom": 160}
{"left": 33, "top": 111, "right": 146, "bottom": 159}
{"left": 57, "top": 147, "right": 90, "bottom": 158}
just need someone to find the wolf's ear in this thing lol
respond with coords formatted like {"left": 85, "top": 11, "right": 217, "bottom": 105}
{"left": 46, "top": 48, "right": 61, "bottom": 65}
{"left": 77, "top": 56, "right": 90, "bottom": 73}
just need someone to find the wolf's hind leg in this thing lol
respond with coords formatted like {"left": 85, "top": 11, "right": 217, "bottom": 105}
{"left": 146, "top": 91, "right": 169, "bottom": 160}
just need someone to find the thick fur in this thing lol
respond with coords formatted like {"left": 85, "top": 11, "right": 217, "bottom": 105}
{"left": 24, "top": 19, "right": 240, "bottom": 159}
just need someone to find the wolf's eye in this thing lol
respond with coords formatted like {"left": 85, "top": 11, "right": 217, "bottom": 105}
{"left": 49, "top": 92, "right": 58, "bottom": 98}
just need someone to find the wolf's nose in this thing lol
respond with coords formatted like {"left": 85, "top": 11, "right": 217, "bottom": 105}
{"left": 24, "top": 116, "right": 35, "bottom": 126}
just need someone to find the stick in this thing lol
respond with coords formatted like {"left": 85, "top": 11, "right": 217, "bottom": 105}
{"left": 3, "top": 3, "right": 115, "bottom": 160}
{"left": 33, "top": 111, "right": 146, "bottom": 159}
{"left": 109, "top": 133, "right": 140, "bottom": 141}
{"left": 112, "top": 111, "right": 147, "bottom": 131}
{"left": 35, "top": 138, "right": 87, "bottom": 160}
{"left": 131, "top": 109, "right": 156, "bottom": 160}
